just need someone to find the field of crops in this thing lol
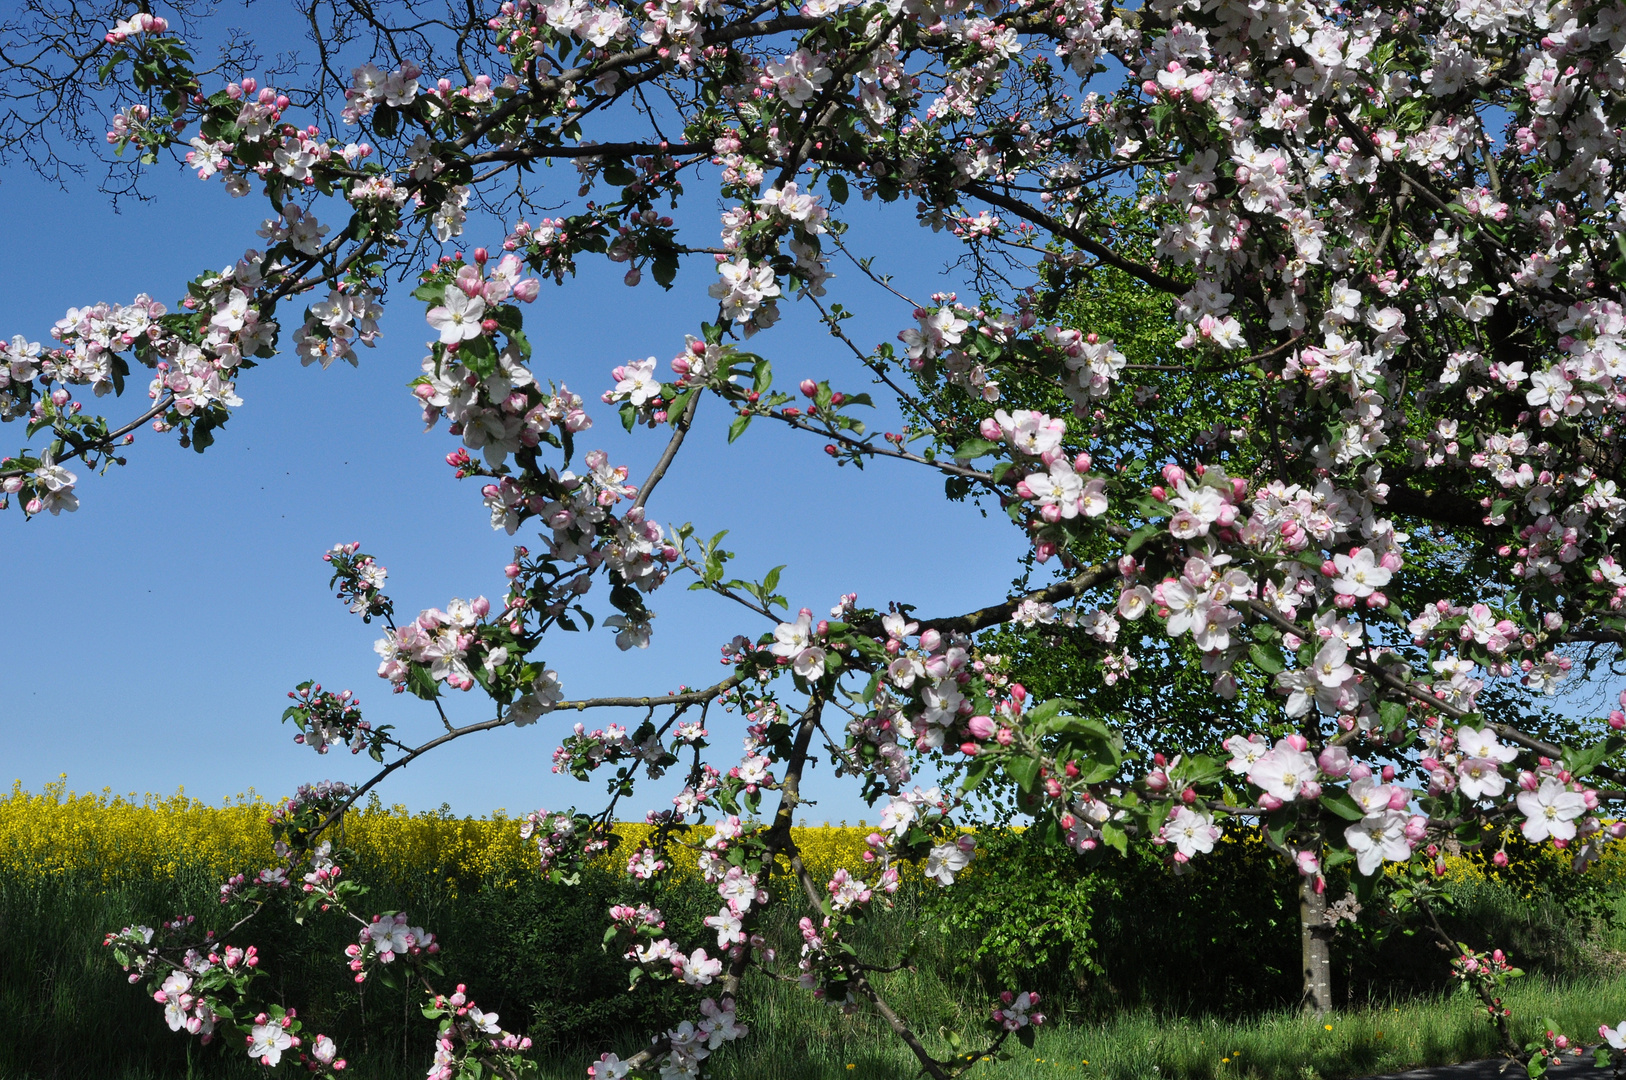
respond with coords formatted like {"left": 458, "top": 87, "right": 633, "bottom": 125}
{"left": 0, "top": 777, "right": 881, "bottom": 887}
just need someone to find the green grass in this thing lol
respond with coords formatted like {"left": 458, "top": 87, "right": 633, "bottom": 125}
{"left": 522, "top": 975, "right": 1626, "bottom": 1080}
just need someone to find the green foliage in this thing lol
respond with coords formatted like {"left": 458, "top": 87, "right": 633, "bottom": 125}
{"left": 923, "top": 829, "right": 1104, "bottom": 993}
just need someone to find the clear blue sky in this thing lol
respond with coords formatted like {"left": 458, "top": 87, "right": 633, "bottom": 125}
{"left": 0, "top": 93, "right": 1030, "bottom": 820}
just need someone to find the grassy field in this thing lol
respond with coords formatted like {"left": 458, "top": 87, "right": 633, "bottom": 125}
{"left": 5, "top": 781, "right": 1626, "bottom": 1080}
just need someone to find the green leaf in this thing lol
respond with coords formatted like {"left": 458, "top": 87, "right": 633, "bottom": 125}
{"left": 1100, "top": 819, "right": 1129, "bottom": 856}
{"left": 373, "top": 105, "right": 399, "bottom": 139}
{"left": 1379, "top": 700, "right": 1407, "bottom": 734}
{"left": 728, "top": 413, "right": 753, "bottom": 442}
{"left": 1004, "top": 755, "right": 1040, "bottom": 794}
{"left": 457, "top": 334, "right": 497, "bottom": 379}
{"left": 952, "top": 437, "right": 999, "bottom": 461}
{"left": 407, "top": 663, "right": 440, "bottom": 701}
{"left": 826, "top": 173, "right": 849, "bottom": 204}
{"left": 652, "top": 253, "right": 679, "bottom": 289}
{"left": 860, "top": 670, "right": 883, "bottom": 704}
{"left": 1126, "top": 523, "right": 1161, "bottom": 553}
{"left": 1249, "top": 641, "right": 1286, "bottom": 674}
{"left": 960, "top": 757, "right": 995, "bottom": 793}
{"left": 1320, "top": 789, "right": 1365, "bottom": 821}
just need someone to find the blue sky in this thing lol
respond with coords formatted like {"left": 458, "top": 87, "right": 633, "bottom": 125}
{"left": 0, "top": 111, "right": 1030, "bottom": 820}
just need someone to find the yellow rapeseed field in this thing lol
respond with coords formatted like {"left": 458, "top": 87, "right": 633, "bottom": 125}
{"left": 0, "top": 777, "right": 875, "bottom": 889}
{"left": 7, "top": 776, "right": 1618, "bottom": 894}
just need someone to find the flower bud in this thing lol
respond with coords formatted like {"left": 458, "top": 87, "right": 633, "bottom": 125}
{"left": 1317, "top": 746, "right": 1351, "bottom": 777}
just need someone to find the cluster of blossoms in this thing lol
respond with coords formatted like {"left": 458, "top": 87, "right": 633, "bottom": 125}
{"left": 425, "top": 984, "right": 532, "bottom": 1080}
{"left": 346, "top": 913, "right": 438, "bottom": 981}
{"left": 372, "top": 597, "right": 489, "bottom": 692}
{"left": 267, "top": 781, "right": 355, "bottom": 836}
{"left": 551, "top": 720, "right": 670, "bottom": 779}
{"left": 154, "top": 970, "right": 221, "bottom": 1040}
{"left": 323, "top": 542, "right": 391, "bottom": 621}
{"left": 340, "top": 61, "right": 422, "bottom": 123}
{"left": 589, "top": 998, "right": 747, "bottom": 1079}
{"left": 290, "top": 284, "right": 383, "bottom": 369}
{"left": 1002, "top": 424, "right": 1109, "bottom": 525}
{"left": 519, "top": 809, "right": 612, "bottom": 879}
{"left": 105, "top": 921, "right": 272, "bottom": 1054}
{"left": 283, "top": 682, "right": 374, "bottom": 756}
{"left": 990, "top": 990, "right": 1046, "bottom": 1032}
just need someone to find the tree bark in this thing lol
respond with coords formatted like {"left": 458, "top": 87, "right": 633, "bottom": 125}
{"left": 1300, "top": 878, "right": 1333, "bottom": 1015}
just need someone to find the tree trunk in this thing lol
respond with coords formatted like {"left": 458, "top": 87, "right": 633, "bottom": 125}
{"left": 1300, "top": 877, "right": 1333, "bottom": 1015}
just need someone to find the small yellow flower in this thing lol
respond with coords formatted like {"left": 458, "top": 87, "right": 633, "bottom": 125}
{"left": 1324, "top": 1024, "right": 1333, "bottom": 1031}
{"left": 846, "top": 1065, "right": 855, "bottom": 1071}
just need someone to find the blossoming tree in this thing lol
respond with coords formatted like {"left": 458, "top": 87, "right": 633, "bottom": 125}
{"left": 10, "top": 0, "right": 1626, "bottom": 1072}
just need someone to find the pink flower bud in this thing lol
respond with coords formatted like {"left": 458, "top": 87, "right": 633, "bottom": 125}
{"left": 967, "top": 715, "right": 995, "bottom": 739}
{"left": 471, "top": 596, "right": 491, "bottom": 618}
{"left": 1387, "top": 787, "right": 1409, "bottom": 810}
{"left": 1317, "top": 746, "right": 1351, "bottom": 777}
{"left": 799, "top": 379, "right": 818, "bottom": 397}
